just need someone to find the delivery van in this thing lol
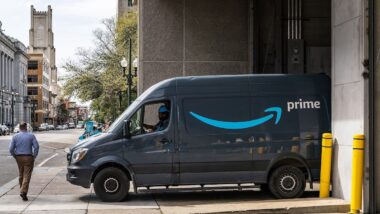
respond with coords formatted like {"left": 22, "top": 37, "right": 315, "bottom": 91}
{"left": 67, "top": 74, "right": 331, "bottom": 202}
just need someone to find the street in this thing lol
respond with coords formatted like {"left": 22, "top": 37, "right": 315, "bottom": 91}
{"left": 0, "top": 129, "right": 82, "bottom": 187}
{"left": 0, "top": 129, "right": 350, "bottom": 213}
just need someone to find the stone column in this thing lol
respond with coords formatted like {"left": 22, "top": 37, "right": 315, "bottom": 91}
{"left": 138, "top": 0, "right": 249, "bottom": 95}
{"left": 331, "top": 0, "right": 367, "bottom": 205}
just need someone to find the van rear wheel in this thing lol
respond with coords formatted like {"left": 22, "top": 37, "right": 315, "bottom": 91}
{"left": 94, "top": 167, "right": 129, "bottom": 202}
{"left": 268, "top": 165, "right": 305, "bottom": 199}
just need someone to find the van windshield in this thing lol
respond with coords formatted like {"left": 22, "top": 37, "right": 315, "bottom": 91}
{"left": 106, "top": 79, "right": 169, "bottom": 133}
{"left": 106, "top": 100, "right": 140, "bottom": 133}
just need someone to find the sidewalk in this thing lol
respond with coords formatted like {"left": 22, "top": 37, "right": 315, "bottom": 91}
{"left": 0, "top": 167, "right": 350, "bottom": 214}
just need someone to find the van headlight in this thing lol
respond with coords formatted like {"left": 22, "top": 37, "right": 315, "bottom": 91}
{"left": 71, "top": 148, "right": 88, "bottom": 163}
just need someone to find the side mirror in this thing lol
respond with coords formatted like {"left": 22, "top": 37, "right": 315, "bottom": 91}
{"left": 123, "top": 120, "right": 131, "bottom": 139}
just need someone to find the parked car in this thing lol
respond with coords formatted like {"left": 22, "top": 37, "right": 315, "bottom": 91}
{"left": 68, "top": 123, "right": 75, "bottom": 129}
{"left": 0, "top": 125, "right": 10, "bottom": 135}
{"left": 66, "top": 74, "right": 331, "bottom": 202}
{"left": 47, "top": 124, "right": 55, "bottom": 130}
{"left": 14, "top": 123, "right": 33, "bottom": 133}
{"left": 56, "top": 125, "right": 64, "bottom": 130}
{"left": 38, "top": 123, "right": 48, "bottom": 131}
{"left": 76, "top": 121, "right": 84, "bottom": 129}
{"left": 76, "top": 124, "right": 84, "bottom": 129}
{"left": 63, "top": 124, "right": 69, "bottom": 129}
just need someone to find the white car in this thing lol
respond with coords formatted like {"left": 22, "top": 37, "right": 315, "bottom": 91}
{"left": 68, "top": 123, "right": 75, "bottom": 129}
{"left": 47, "top": 124, "right": 55, "bottom": 130}
{"left": 38, "top": 123, "right": 48, "bottom": 131}
{"left": 76, "top": 124, "right": 84, "bottom": 129}
{"left": 13, "top": 123, "right": 33, "bottom": 133}
{"left": 0, "top": 125, "right": 10, "bottom": 135}
{"left": 56, "top": 125, "right": 64, "bottom": 130}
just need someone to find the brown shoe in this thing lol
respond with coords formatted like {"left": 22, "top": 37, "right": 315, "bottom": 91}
{"left": 20, "top": 193, "right": 28, "bottom": 201}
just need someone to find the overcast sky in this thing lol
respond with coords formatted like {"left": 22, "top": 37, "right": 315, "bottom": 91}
{"left": 0, "top": 0, "right": 117, "bottom": 71}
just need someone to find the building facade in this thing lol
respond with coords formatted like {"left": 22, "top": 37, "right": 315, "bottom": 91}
{"left": 12, "top": 40, "right": 29, "bottom": 125}
{"left": 0, "top": 22, "right": 30, "bottom": 127}
{"left": 28, "top": 5, "right": 60, "bottom": 126}
{"left": 133, "top": 0, "right": 380, "bottom": 212}
{"left": 27, "top": 53, "right": 50, "bottom": 127}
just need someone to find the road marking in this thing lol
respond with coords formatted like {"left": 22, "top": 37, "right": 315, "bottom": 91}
{"left": 38, "top": 153, "right": 59, "bottom": 167}
{"left": 40, "top": 144, "right": 59, "bottom": 150}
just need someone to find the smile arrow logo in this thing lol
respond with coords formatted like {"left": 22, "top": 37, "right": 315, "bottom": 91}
{"left": 189, "top": 107, "right": 282, "bottom": 130}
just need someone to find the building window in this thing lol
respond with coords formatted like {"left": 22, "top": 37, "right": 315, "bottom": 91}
{"left": 27, "top": 75, "right": 38, "bottom": 83}
{"left": 28, "top": 61, "right": 38, "bottom": 70}
{"left": 27, "top": 87, "right": 38, "bottom": 95}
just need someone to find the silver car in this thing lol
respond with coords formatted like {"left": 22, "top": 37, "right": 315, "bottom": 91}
{"left": 38, "top": 123, "right": 48, "bottom": 131}
{"left": 13, "top": 123, "right": 33, "bottom": 133}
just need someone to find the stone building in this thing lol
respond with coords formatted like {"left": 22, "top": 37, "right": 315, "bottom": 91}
{"left": 28, "top": 5, "right": 60, "bottom": 126}
{"left": 119, "top": 0, "right": 380, "bottom": 212}
{"left": 0, "top": 22, "right": 30, "bottom": 127}
{"left": 11, "top": 39, "right": 29, "bottom": 124}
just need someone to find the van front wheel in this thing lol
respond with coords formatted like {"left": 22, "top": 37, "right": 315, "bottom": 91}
{"left": 94, "top": 167, "right": 129, "bottom": 202}
{"left": 268, "top": 165, "right": 305, "bottom": 199}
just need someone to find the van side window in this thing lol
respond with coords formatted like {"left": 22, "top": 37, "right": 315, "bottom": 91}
{"left": 129, "top": 108, "right": 143, "bottom": 136}
{"left": 129, "top": 101, "right": 171, "bottom": 136}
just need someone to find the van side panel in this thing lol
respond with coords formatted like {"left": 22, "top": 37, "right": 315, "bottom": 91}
{"left": 175, "top": 75, "right": 330, "bottom": 185}
{"left": 178, "top": 94, "right": 258, "bottom": 184}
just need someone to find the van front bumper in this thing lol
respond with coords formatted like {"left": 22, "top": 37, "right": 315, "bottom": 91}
{"left": 66, "top": 165, "right": 94, "bottom": 188}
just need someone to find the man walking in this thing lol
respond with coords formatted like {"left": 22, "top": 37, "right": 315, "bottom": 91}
{"left": 8, "top": 123, "right": 39, "bottom": 201}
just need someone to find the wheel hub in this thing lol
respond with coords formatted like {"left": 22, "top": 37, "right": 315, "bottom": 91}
{"left": 104, "top": 177, "right": 119, "bottom": 193}
{"left": 279, "top": 174, "right": 296, "bottom": 191}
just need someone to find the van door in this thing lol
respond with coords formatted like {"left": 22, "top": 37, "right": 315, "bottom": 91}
{"left": 123, "top": 99, "right": 175, "bottom": 186}
{"left": 178, "top": 96, "right": 255, "bottom": 184}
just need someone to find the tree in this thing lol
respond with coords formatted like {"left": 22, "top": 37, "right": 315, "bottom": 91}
{"left": 62, "top": 12, "right": 137, "bottom": 122}
{"left": 56, "top": 98, "right": 69, "bottom": 124}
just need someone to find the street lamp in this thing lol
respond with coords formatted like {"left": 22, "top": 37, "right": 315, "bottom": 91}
{"left": 11, "top": 90, "right": 19, "bottom": 132}
{"left": 132, "top": 58, "right": 138, "bottom": 76}
{"left": 31, "top": 101, "right": 37, "bottom": 128}
{"left": 1, "top": 87, "right": 7, "bottom": 125}
{"left": 120, "top": 52, "right": 136, "bottom": 106}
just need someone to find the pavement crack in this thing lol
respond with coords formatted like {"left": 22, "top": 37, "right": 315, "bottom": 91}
{"left": 85, "top": 186, "right": 93, "bottom": 214}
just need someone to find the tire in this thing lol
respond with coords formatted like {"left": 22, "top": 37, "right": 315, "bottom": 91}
{"left": 93, "top": 167, "right": 130, "bottom": 202}
{"left": 268, "top": 165, "right": 306, "bottom": 199}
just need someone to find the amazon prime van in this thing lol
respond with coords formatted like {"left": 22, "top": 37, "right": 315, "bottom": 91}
{"left": 66, "top": 74, "right": 331, "bottom": 202}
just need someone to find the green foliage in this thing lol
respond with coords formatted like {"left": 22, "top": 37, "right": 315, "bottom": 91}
{"left": 62, "top": 12, "right": 138, "bottom": 122}
{"left": 56, "top": 98, "right": 69, "bottom": 123}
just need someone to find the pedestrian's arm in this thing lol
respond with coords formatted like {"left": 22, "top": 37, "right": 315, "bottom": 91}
{"left": 8, "top": 136, "right": 16, "bottom": 157}
{"left": 32, "top": 135, "right": 39, "bottom": 157}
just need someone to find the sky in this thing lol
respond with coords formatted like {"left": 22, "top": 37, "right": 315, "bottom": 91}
{"left": 0, "top": 0, "right": 117, "bottom": 74}
{"left": 0, "top": 0, "right": 117, "bottom": 105}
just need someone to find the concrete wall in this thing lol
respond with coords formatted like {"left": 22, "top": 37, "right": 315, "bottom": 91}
{"left": 374, "top": 0, "right": 380, "bottom": 211}
{"left": 331, "top": 0, "right": 367, "bottom": 203}
{"left": 138, "top": 0, "right": 250, "bottom": 94}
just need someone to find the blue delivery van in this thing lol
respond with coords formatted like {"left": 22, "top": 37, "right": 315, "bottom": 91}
{"left": 66, "top": 74, "right": 331, "bottom": 202}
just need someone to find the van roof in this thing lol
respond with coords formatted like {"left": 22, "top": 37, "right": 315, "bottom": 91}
{"left": 173, "top": 73, "right": 328, "bottom": 85}
{"left": 141, "top": 74, "right": 330, "bottom": 99}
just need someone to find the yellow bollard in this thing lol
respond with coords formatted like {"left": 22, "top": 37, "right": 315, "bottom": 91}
{"left": 350, "top": 134, "right": 365, "bottom": 214}
{"left": 319, "top": 133, "right": 333, "bottom": 198}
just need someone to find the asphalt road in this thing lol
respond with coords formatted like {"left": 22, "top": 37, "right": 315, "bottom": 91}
{"left": 0, "top": 129, "right": 82, "bottom": 187}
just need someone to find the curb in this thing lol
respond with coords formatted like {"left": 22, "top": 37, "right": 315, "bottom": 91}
{"left": 0, "top": 177, "right": 18, "bottom": 197}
